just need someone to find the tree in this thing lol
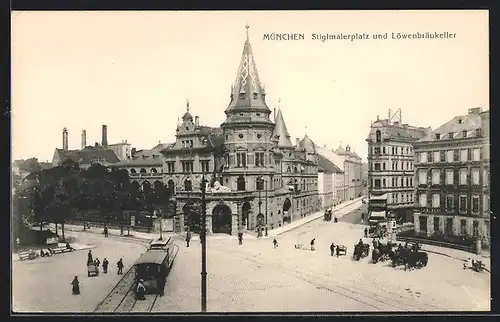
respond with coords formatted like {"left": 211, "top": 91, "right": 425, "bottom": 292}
{"left": 18, "top": 158, "right": 41, "bottom": 174}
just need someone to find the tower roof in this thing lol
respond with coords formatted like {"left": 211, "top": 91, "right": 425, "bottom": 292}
{"left": 182, "top": 99, "right": 193, "bottom": 121}
{"left": 224, "top": 25, "right": 271, "bottom": 115}
{"left": 300, "top": 135, "right": 316, "bottom": 153}
{"left": 273, "top": 109, "right": 293, "bottom": 148}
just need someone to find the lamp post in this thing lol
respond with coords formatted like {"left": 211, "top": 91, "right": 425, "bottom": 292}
{"left": 264, "top": 179, "right": 268, "bottom": 236}
{"left": 200, "top": 175, "right": 207, "bottom": 312}
{"left": 257, "top": 176, "right": 263, "bottom": 238}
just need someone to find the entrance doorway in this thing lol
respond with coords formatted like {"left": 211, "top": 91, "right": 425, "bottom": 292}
{"left": 282, "top": 198, "right": 292, "bottom": 224}
{"left": 242, "top": 202, "right": 251, "bottom": 230}
{"left": 183, "top": 203, "right": 201, "bottom": 233}
{"left": 212, "top": 204, "right": 232, "bottom": 234}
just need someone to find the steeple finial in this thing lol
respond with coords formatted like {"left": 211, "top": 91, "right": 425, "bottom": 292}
{"left": 245, "top": 24, "right": 250, "bottom": 41}
{"left": 305, "top": 125, "right": 308, "bottom": 135}
{"left": 186, "top": 98, "right": 190, "bottom": 112}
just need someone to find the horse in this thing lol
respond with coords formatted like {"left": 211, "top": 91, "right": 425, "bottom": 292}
{"left": 377, "top": 244, "right": 393, "bottom": 261}
{"left": 405, "top": 251, "right": 428, "bottom": 271}
{"left": 392, "top": 247, "right": 410, "bottom": 268}
{"left": 372, "top": 248, "right": 381, "bottom": 264}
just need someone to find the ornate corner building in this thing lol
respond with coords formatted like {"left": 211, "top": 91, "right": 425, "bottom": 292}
{"left": 112, "top": 27, "right": 321, "bottom": 235}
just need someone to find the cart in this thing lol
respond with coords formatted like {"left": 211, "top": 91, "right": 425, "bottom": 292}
{"left": 336, "top": 245, "right": 347, "bottom": 256}
{"left": 87, "top": 263, "right": 99, "bottom": 277}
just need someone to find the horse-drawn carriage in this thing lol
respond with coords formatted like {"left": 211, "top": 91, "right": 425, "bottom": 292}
{"left": 371, "top": 243, "right": 394, "bottom": 263}
{"left": 88, "top": 263, "right": 99, "bottom": 277}
{"left": 391, "top": 246, "right": 428, "bottom": 270}
{"left": 368, "top": 222, "right": 388, "bottom": 238}
{"left": 336, "top": 245, "right": 347, "bottom": 256}
{"left": 353, "top": 243, "right": 370, "bottom": 261}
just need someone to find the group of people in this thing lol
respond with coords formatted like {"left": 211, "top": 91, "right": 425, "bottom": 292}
{"left": 73, "top": 250, "right": 124, "bottom": 295}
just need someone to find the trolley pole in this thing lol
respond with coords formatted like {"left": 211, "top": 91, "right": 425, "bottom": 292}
{"left": 200, "top": 176, "right": 207, "bottom": 312}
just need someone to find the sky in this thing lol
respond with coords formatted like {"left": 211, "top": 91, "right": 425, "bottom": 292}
{"left": 11, "top": 10, "right": 489, "bottom": 162}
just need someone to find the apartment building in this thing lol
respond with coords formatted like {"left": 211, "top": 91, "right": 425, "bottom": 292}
{"left": 413, "top": 107, "right": 490, "bottom": 246}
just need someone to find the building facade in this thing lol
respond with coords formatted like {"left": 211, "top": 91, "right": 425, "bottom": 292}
{"left": 413, "top": 107, "right": 490, "bottom": 246}
{"left": 112, "top": 27, "right": 319, "bottom": 235}
{"left": 366, "top": 109, "right": 429, "bottom": 222}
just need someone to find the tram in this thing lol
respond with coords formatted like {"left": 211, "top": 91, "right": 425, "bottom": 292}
{"left": 133, "top": 237, "right": 177, "bottom": 295}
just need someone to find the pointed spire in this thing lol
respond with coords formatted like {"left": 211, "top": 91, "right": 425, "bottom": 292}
{"left": 273, "top": 109, "right": 293, "bottom": 148}
{"left": 186, "top": 98, "right": 190, "bottom": 112}
{"left": 182, "top": 99, "right": 193, "bottom": 121}
{"left": 224, "top": 25, "right": 270, "bottom": 115}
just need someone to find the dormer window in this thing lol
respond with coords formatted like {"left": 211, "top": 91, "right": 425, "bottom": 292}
{"left": 476, "top": 129, "right": 482, "bottom": 137}
{"left": 239, "top": 92, "right": 246, "bottom": 99}
{"left": 462, "top": 130, "right": 467, "bottom": 138}
{"left": 256, "top": 113, "right": 261, "bottom": 116}
{"left": 253, "top": 92, "right": 258, "bottom": 99}
{"left": 448, "top": 132, "right": 454, "bottom": 139}
{"left": 257, "top": 134, "right": 262, "bottom": 139}
{"left": 458, "top": 119, "right": 463, "bottom": 124}
{"left": 435, "top": 133, "right": 440, "bottom": 140}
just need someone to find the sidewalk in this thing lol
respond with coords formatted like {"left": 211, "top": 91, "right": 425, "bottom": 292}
{"left": 248, "top": 197, "right": 365, "bottom": 240}
{"left": 420, "top": 244, "right": 491, "bottom": 263}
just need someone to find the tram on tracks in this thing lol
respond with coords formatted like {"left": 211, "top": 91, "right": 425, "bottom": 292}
{"left": 133, "top": 236, "right": 178, "bottom": 295}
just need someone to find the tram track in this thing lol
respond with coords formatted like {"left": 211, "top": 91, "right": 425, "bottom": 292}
{"left": 223, "top": 248, "right": 445, "bottom": 312}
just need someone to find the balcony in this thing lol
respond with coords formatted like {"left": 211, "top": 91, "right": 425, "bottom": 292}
{"left": 129, "top": 172, "right": 163, "bottom": 179}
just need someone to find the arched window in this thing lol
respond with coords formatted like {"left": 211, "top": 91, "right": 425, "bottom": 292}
{"left": 375, "top": 130, "right": 382, "bottom": 143}
{"left": 130, "top": 168, "right": 136, "bottom": 174}
{"left": 184, "top": 178, "right": 192, "bottom": 191}
{"left": 237, "top": 176, "right": 246, "bottom": 191}
{"left": 167, "top": 179, "right": 175, "bottom": 194}
{"left": 140, "top": 168, "right": 147, "bottom": 174}
{"left": 151, "top": 168, "right": 158, "bottom": 173}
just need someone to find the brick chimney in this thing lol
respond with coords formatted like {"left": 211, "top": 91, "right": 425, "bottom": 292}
{"left": 296, "top": 138, "right": 300, "bottom": 146}
{"left": 468, "top": 107, "right": 483, "bottom": 115}
{"left": 81, "top": 130, "right": 86, "bottom": 149}
{"left": 195, "top": 116, "right": 199, "bottom": 126}
{"left": 101, "top": 125, "right": 108, "bottom": 148}
{"left": 62, "top": 128, "right": 69, "bottom": 150}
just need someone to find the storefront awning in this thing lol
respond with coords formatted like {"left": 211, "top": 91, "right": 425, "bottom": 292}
{"left": 369, "top": 194, "right": 387, "bottom": 201}
{"left": 369, "top": 210, "right": 386, "bottom": 218}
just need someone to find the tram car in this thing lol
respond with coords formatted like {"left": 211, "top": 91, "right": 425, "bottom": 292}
{"left": 133, "top": 237, "right": 177, "bottom": 295}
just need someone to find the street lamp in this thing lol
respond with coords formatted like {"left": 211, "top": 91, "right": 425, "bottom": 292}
{"left": 257, "top": 176, "right": 263, "bottom": 238}
{"left": 199, "top": 175, "right": 208, "bottom": 312}
{"left": 264, "top": 178, "right": 268, "bottom": 237}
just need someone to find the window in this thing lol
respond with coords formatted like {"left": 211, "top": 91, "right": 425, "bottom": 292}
{"left": 432, "top": 194, "right": 440, "bottom": 208}
{"left": 237, "top": 176, "right": 246, "bottom": 191}
{"left": 446, "top": 150, "right": 454, "bottom": 163}
{"left": 449, "top": 132, "right": 454, "bottom": 139}
{"left": 182, "top": 161, "right": 194, "bottom": 173}
{"left": 255, "top": 152, "right": 265, "bottom": 167}
{"left": 374, "top": 163, "right": 381, "bottom": 171}
{"left": 382, "top": 147, "right": 386, "bottom": 154}
{"left": 472, "top": 168, "right": 480, "bottom": 185}
{"left": 224, "top": 154, "right": 229, "bottom": 167}
{"left": 189, "top": 140, "right": 194, "bottom": 148}
{"left": 184, "top": 179, "right": 192, "bottom": 191}
{"left": 236, "top": 152, "right": 247, "bottom": 167}
{"left": 433, "top": 151, "right": 440, "bottom": 163}
{"left": 392, "top": 177, "right": 395, "bottom": 187}
{"left": 374, "top": 147, "right": 381, "bottom": 155}
{"left": 382, "top": 163, "right": 386, "bottom": 170}
{"left": 446, "top": 169, "right": 454, "bottom": 185}
{"left": 475, "top": 129, "right": 482, "bottom": 137}
{"left": 409, "top": 177, "right": 413, "bottom": 186}
{"left": 375, "top": 130, "right": 381, "bottom": 143}
{"left": 419, "top": 216, "right": 427, "bottom": 233}
{"left": 200, "top": 160, "right": 210, "bottom": 173}
{"left": 166, "top": 162, "right": 175, "bottom": 173}
{"left": 459, "top": 195, "right": 467, "bottom": 213}
{"left": 462, "top": 130, "right": 467, "bottom": 138}
{"left": 238, "top": 133, "right": 244, "bottom": 139}
{"left": 459, "top": 168, "right": 467, "bottom": 185}
{"left": 419, "top": 152, "right": 427, "bottom": 163}
{"left": 484, "top": 195, "right": 489, "bottom": 212}
{"left": 434, "top": 217, "right": 440, "bottom": 233}
{"left": 472, "top": 148, "right": 480, "bottom": 161}
{"left": 435, "top": 133, "right": 441, "bottom": 140}
{"left": 460, "top": 219, "right": 467, "bottom": 235}
{"left": 446, "top": 218, "right": 453, "bottom": 236}
{"left": 256, "top": 177, "right": 264, "bottom": 190}
{"left": 432, "top": 170, "right": 440, "bottom": 185}
{"left": 418, "top": 170, "right": 427, "bottom": 185}
{"left": 382, "top": 178, "right": 386, "bottom": 187}
{"left": 446, "top": 195, "right": 454, "bottom": 211}
{"left": 473, "top": 220, "right": 479, "bottom": 237}
{"left": 374, "top": 179, "right": 381, "bottom": 188}
{"left": 419, "top": 193, "right": 427, "bottom": 207}
{"left": 460, "top": 149, "right": 468, "bottom": 162}
{"left": 472, "top": 195, "right": 479, "bottom": 213}
{"left": 483, "top": 169, "right": 489, "bottom": 186}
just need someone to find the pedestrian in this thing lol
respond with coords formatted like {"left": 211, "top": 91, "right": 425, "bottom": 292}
{"left": 330, "top": 243, "right": 335, "bottom": 256}
{"left": 87, "top": 250, "right": 93, "bottom": 266}
{"left": 71, "top": 276, "right": 80, "bottom": 295}
{"left": 273, "top": 238, "right": 278, "bottom": 249}
{"left": 94, "top": 257, "right": 100, "bottom": 268}
{"left": 103, "top": 225, "right": 108, "bottom": 238}
{"left": 310, "top": 238, "right": 316, "bottom": 251}
{"left": 102, "top": 258, "right": 109, "bottom": 274}
{"left": 361, "top": 213, "right": 365, "bottom": 221}
{"left": 136, "top": 279, "right": 146, "bottom": 300}
{"left": 66, "top": 242, "right": 75, "bottom": 251}
{"left": 186, "top": 230, "right": 191, "bottom": 247}
{"left": 238, "top": 232, "right": 243, "bottom": 245}
{"left": 335, "top": 245, "right": 340, "bottom": 257}
{"left": 117, "top": 258, "right": 124, "bottom": 275}
{"left": 364, "top": 228, "right": 368, "bottom": 238}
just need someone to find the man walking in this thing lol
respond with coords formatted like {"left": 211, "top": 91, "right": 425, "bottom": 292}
{"left": 310, "top": 238, "right": 316, "bottom": 251}
{"left": 238, "top": 232, "right": 243, "bottom": 245}
{"left": 273, "top": 238, "right": 278, "bottom": 249}
{"left": 330, "top": 243, "right": 335, "bottom": 256}
{"left": 364, "top": 227, "right": 368, "bottom": 238}
{"left": 104, "top": 225, "right": 108, "bottom": 238}
{"left": 117, "top": 258, "right": 124, "bottom": 275}
{"left": 186, "top": 230, "right": 191, "bottom": 247}
{"left": 87, "top": 250, "right": 93, "bottom": 266}
{"left": 102, "top": 258, "right": 109, "bottom": 274}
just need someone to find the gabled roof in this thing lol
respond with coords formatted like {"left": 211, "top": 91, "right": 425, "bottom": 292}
{"left": 334, "top": 145, "right": 347, "bottom": 155}
{"left": 161, "top": 126, "right": 224, "bottom": 155}
{"left": 318, "top": 154, "right": 343, "bottom": 173}
{"left": 299, "top": 135, "right": 316, "bottom": 153}
{"left": 273, "top": 109, "right": 293, "bottom": 148}
{"left": 55, "top": 147, "right": 120, "bottom": 165}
